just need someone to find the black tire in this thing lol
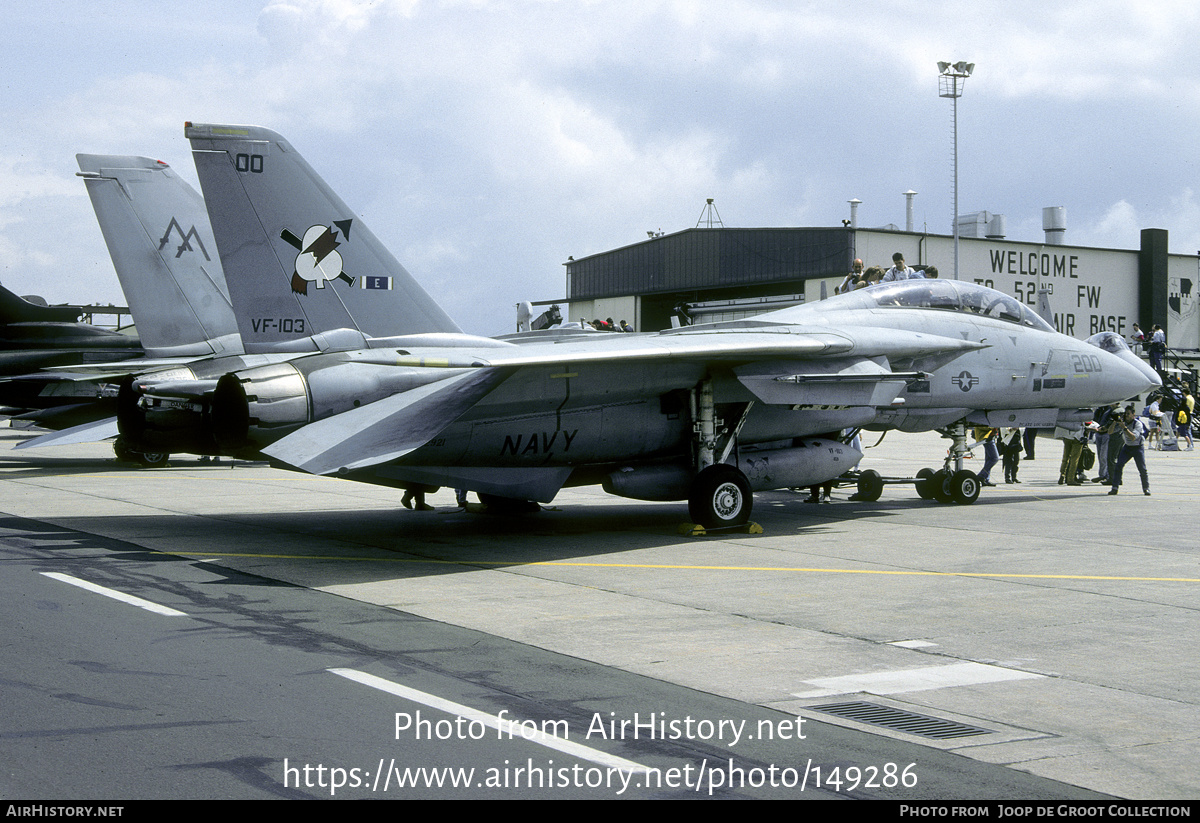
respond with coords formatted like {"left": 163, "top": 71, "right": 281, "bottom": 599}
{"left": 931, "top": 469, "right": 955, "bottom": 503}
{"left": 951, "top": 470, "right": 981, "bottom": 504}
{"left": 136, "top": 451, "right": 169, "bottom": 467}
{"left": 112, "top": 439, "right": 135, "bottom": 463}
{"left": 688, "top": 464, "right": 752, "bottom": 528}
{"left": 915, "top": 467, "right": 936, "bottom": 499}
{"left": 856, "top": 469, "right": 884, "bottom": 502}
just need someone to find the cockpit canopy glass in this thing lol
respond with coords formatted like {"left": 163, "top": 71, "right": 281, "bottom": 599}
{"left": 826, "top": 280, "right": 1056, "bottom": 332}
{"left": 1086, "top": 331, "right": 1133, "bottom": 355}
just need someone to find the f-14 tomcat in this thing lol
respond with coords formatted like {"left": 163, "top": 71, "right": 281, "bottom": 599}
{"left": 116, "top": 123, "right": 1159, "bottom": 527}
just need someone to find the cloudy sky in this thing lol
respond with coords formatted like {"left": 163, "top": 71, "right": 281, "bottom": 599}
{"left": 3, "top": 1, "right": 1198, "bottom": 335}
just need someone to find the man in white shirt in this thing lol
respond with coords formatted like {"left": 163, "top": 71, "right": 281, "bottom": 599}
{"left": 880, "top": 252, "right": 923, "bottom": 282}
{"left": 1149, "top": 325, "right": 1166, "bottom": 372}
{"left": 836, "top": 259, "right": 865, "bottom": 293}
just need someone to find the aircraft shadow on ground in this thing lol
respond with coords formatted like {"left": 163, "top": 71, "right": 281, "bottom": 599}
{"left": 26, "top": 493, "right": 919, "bottom": 589}
{"left": 6, "top": 461, "right": 1102, "bottom": 591}
{"left": 0, "top": 451, "right": 264, "bottom": 478}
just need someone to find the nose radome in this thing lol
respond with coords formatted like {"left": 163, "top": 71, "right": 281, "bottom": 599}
{"left": 1084, "top": 332, "right": 1160, "bottom": 399}
{"left": 1113, "top": 350, "right": 1161, "bottom": 398}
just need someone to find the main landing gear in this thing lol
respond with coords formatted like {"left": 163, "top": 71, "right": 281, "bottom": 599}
{"left": 688, "top": 464, "right": 752, "bottom": 528}
{"left": 112, "top": 437, "right": 169, "bottom": 468}
{"left": 685, "top": 379, "right": 755, "bottom": 529}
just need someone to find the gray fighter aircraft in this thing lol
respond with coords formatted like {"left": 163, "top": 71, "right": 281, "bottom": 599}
{"left": 3, "top": 155, "right": 249, "bottom": 460}
{"left": 117, "top": 123, "right": 1158, "bottom": 527}
{"left": 0, "top": 286, "right": 141, "bottom": 380}
{"left": 0, "top": 156, "right": 237, "bottom": 436}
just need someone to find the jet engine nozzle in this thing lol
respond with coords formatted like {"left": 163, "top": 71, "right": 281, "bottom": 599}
{"left": 116, "top": 374, "right": 145, "bottom": 442}
{"left": 116, "top": 367, "right": 218, "bottom": 454}
{"left": 209, "top": 357, "right": 484, "bottom": 454}
{"left": 211, "top": 363, "right": 310, "bottom": 452}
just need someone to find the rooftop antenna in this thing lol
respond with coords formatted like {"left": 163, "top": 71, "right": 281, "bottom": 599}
{"left": 696, "top": 198, "right": 724, "bottom": 228}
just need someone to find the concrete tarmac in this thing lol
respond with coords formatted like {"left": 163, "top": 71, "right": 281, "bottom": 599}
{"left": 1, "top": 426, "right": 1196, "bottom": 799}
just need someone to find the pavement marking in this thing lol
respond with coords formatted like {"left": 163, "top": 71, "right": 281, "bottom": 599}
{"left": 40, "top": 571, "right": 187, "bottom": 616}
{"left": 329, "top": 668, "right": 651, "bottom": 774}
{"left": 792, "top": 662, "right": 1044, "bottom": 699}
{"left": 161, "top": 552, "right": 1200, "bottom": 583}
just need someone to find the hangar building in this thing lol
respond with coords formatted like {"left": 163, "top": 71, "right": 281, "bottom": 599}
{"left": 558, "top": 215, "right": 1199, "bottom": 358}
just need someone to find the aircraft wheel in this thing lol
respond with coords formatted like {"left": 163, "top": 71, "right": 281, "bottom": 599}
{"left": 136, "top": 451, "right": 169, "bottom": 467}
{"left": 931, "top": 469, "right": 955, "bottom": 504}
{"left": 112, "top": 440, "right": 136, "bottom": 463}
{"left": 688, "top": 464, "right": 752, "bottom": 528}
{"left": 950, "top": 470, "right": 981, "bottom": 505}
{"left": 856, "top": 469, "right": 884, "bottom": 502}
{"left": 914, "top": 468, "right": 936, "bottom": 499}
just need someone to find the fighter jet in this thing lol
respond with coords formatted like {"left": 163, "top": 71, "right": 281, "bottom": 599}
{"left": 0, "top": 156, "right": 239, "bottom": 436}
{"left": 116, "top": 123, "right": 1158, "bottom": 527}
{"left": 0, "top": 286, "right": 149, "bottom": 432}
{"left": 0, "top": 286, "right": 141, "bottom": 379}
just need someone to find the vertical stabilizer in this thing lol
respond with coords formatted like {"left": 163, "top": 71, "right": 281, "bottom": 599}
{"left": 185, "top": 123, "right": 460, "bottom": 353}
{"left": 77, "top": 155, "right": 241, "bottom": 357}
{"left": 1036, "top": 287, "right": 1054, "bottom": 326}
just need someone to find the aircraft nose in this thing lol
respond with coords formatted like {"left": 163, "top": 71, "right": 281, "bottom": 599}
{"left": 1111, "top": 349, "right": 1161, "bottom": 398}
{"left": 1085, "top": 332, "right": 1160, "bottom": 399}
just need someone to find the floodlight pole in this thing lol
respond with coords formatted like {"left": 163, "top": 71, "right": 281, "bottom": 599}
{"left": 939, "top": 61, "right": 974, "bottom": 280}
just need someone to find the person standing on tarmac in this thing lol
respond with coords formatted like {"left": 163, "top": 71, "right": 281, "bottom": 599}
{"left": 1109, "top": 406, "right": 1151, "bottom": 496}
{"left": 1176, "top": 388, "right": 1194, "bottom": 451}
{"left": 974, "top": 426, "right": 999, "bottom": 487}
{"left": 1058, "top": 426, "right": 1089, "bottom": 486}
{"left": 1000, "top": 427, "right": 1022, "bottom": 483}
{"left": 1093, "top": 402, "right": 1120, "bottom": 484}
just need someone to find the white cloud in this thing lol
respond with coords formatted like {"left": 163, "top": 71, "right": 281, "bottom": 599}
{"left": 3, "top": 0, "right": 1200, "bottom": 331}
{"left": 1068, "top": 191, "right": 1200, "bottom": 255}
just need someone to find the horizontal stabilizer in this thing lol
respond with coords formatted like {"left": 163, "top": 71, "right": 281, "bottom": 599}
{"left": 263, "top": 368, "right": 508, "bottom": 475}
{"left": 24, "top": 359, "right": 205, "bottom": 378}
{"left": 14, "top": 417, "right": 119, "bottom": 450}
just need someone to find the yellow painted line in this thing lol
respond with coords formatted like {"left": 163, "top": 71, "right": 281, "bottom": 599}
{"left": 164, "top": 551, "right": 1200, "bottom": 582}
